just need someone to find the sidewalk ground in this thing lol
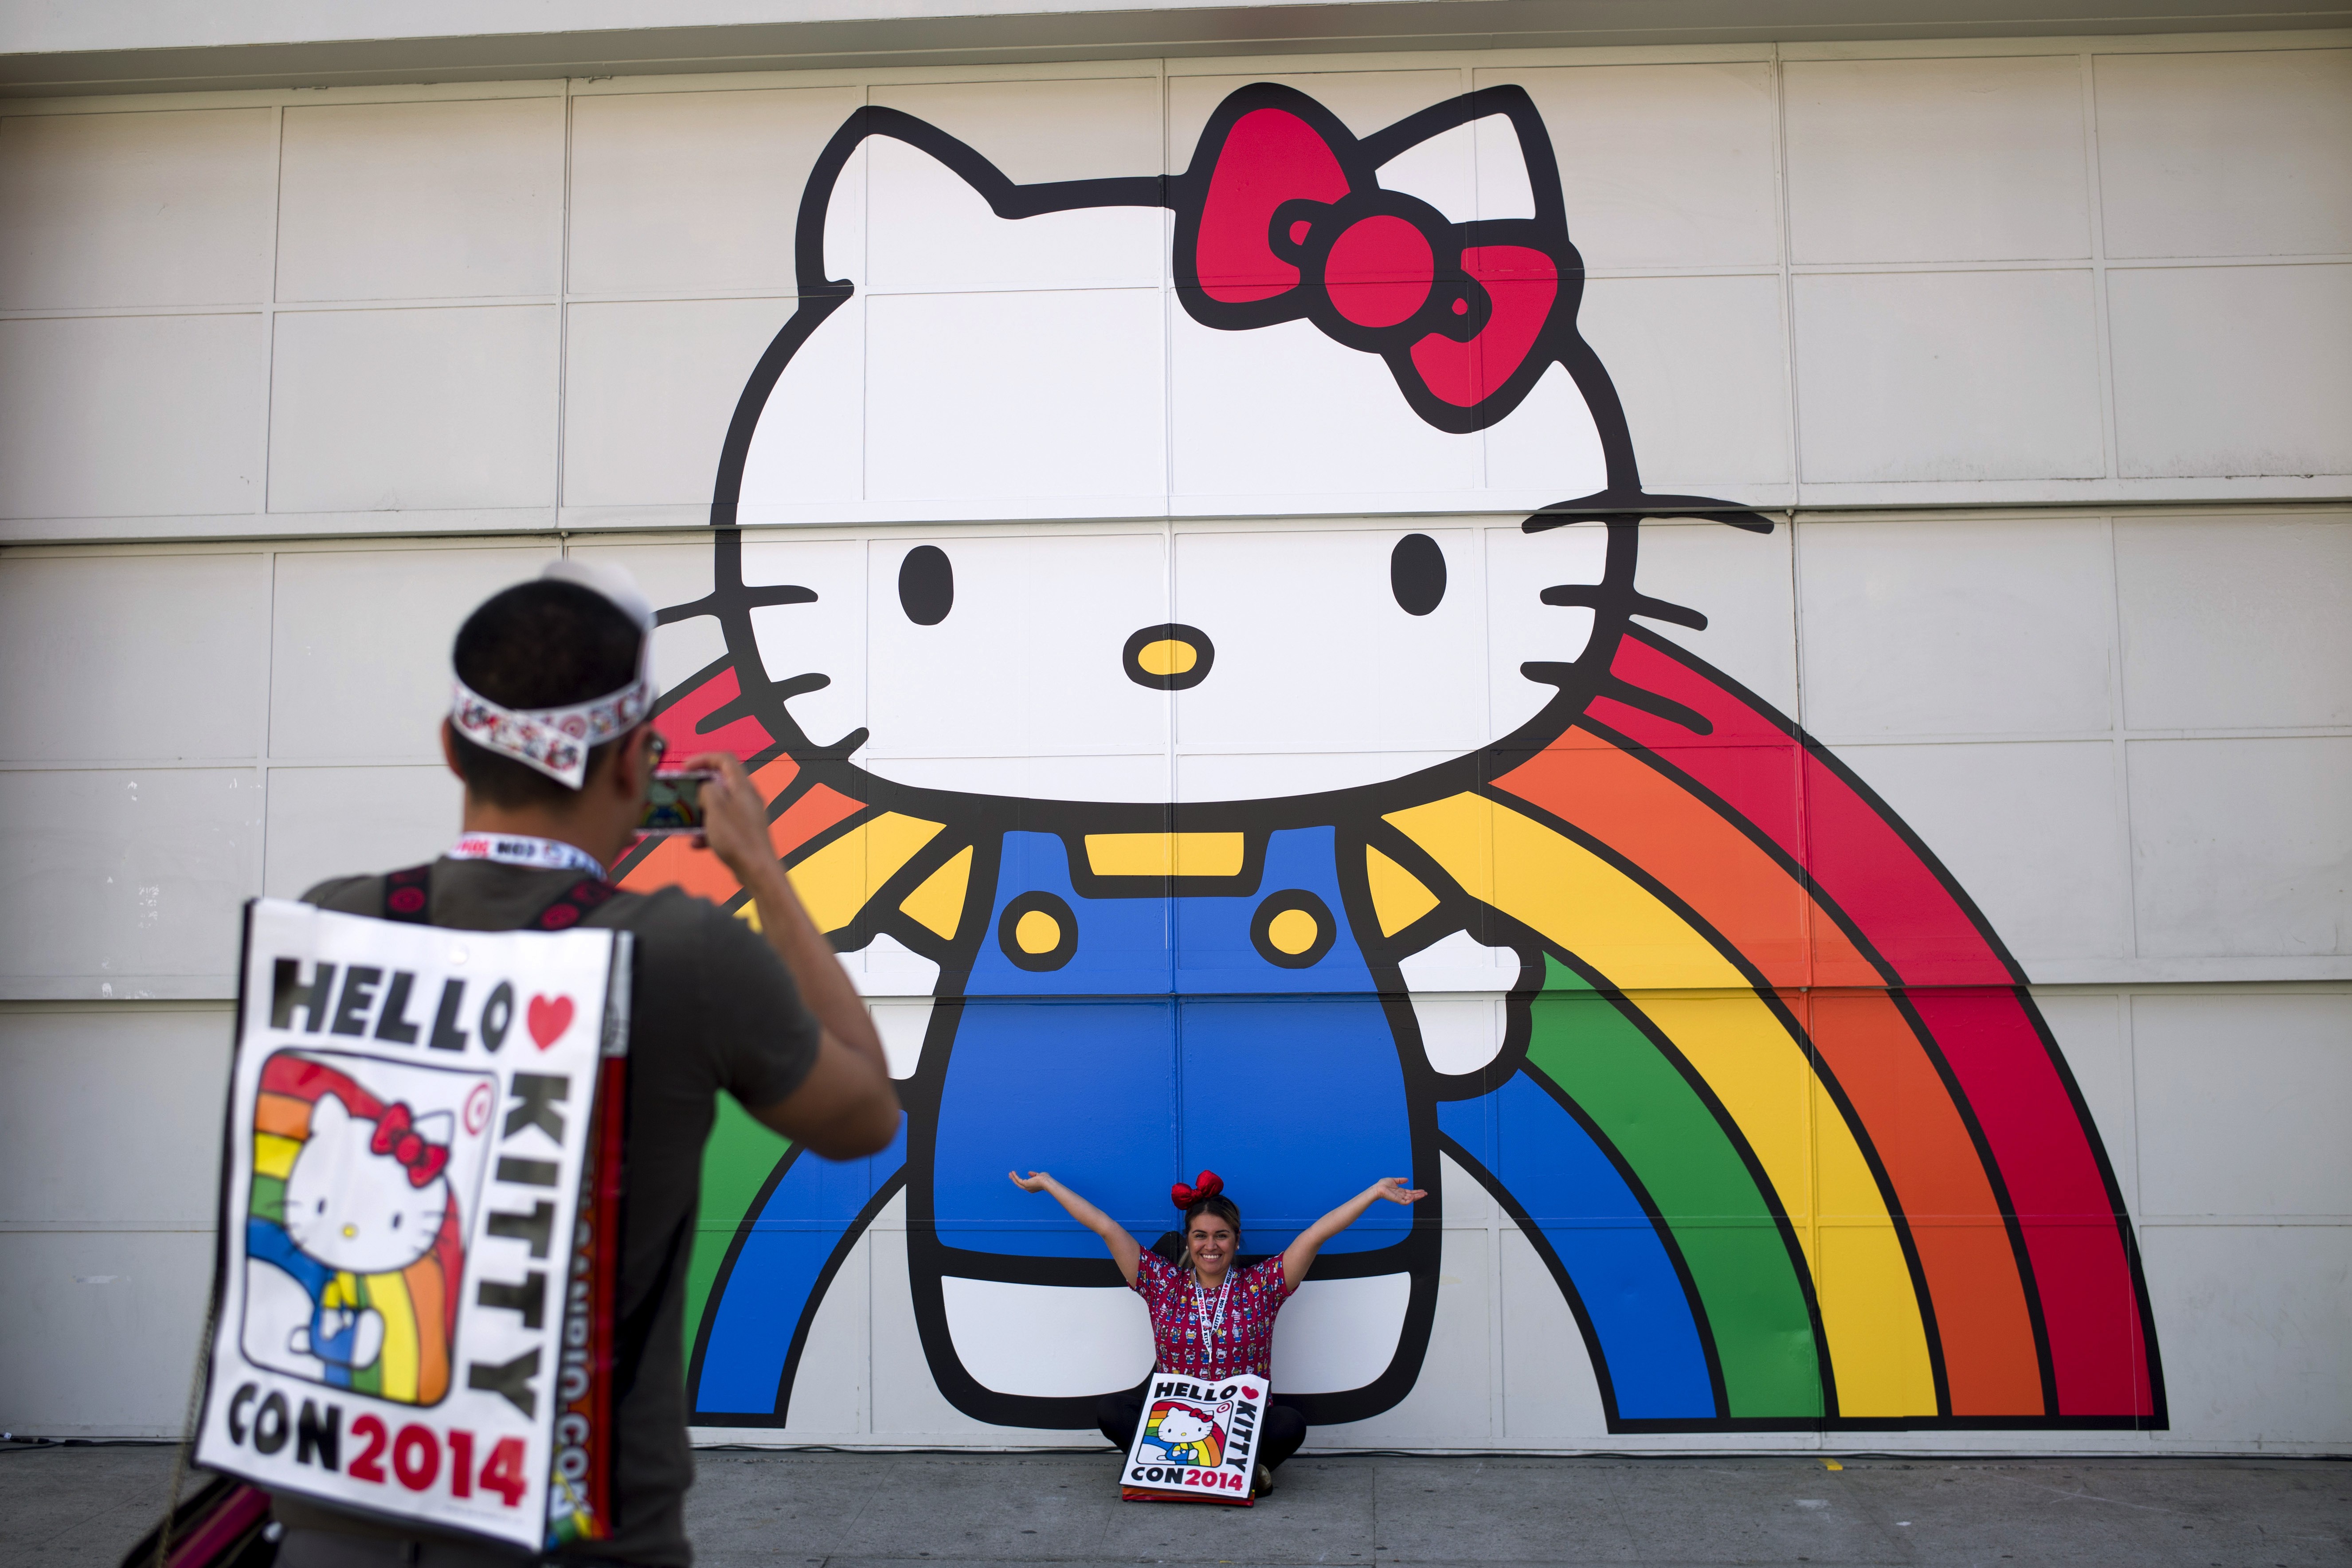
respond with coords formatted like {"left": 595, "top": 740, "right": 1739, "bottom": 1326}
{"left": 5, "top": 1443, "right": 2345, "bottom": 1566}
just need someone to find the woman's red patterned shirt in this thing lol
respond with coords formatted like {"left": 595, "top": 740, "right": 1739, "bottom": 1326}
{"left": 1130, "top": 1251, "right": 1295, "bottom": 1380}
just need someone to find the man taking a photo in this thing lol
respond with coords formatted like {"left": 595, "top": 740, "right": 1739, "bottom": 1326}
{"left": 274, "top": 559, "right": 899, "bottom": 1567}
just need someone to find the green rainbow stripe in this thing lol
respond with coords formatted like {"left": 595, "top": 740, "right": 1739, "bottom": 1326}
{"left": 1525, "top": 957, "right": 1822, "bottom": 1418}
{"left": 683, "top": 1095, "right": 794, "bottom": 1365}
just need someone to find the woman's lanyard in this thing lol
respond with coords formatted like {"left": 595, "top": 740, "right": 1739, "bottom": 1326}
{"left": 1190, "top": 1272, "right": 1233, "bottom": 1352}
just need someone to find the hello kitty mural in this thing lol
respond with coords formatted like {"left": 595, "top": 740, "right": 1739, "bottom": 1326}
{"left": 242, "top": 1052, "right": 494, "bottom": 1404}
{"left": 621, "top": 83, "right": 2167, "bottom": 1436}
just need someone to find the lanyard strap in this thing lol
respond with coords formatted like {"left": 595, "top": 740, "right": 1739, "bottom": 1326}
{"left": 1190, "top": 1275, "right": 1232, "bottom": 1347}
{"left": 446, "top": 833, "right": 608, "bottom": 880}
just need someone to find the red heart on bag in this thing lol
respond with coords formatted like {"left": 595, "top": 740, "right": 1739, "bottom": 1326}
{"left": 527, "top": 994, "right": 575, "bottom": 1049}
{"left": 1241, "top": 1385, "right": 1260, "bottom": 1400}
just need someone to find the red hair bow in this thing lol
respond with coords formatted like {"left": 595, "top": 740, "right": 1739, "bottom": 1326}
{"left": 1171, "top": 1170, "right": 1225, "bottom": 1208}
{"left": 1174, "top": 85, "right": 1570, "bottom": 432}
{"left": 368, "top": 1102, "right": 450, "bottom": 1189}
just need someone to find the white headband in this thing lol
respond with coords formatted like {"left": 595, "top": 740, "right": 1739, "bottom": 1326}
{"left": 449, "top": 561, "right": 657, "bottom": 790}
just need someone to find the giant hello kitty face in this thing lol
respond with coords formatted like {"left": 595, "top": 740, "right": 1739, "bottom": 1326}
{"left": 725, "top": 86, "right": 1655, "bottom": 804}
{"left": 283, "top": 1093, "right": 451, "bottom": 1276}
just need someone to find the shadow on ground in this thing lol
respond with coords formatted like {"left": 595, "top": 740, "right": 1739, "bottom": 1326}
{"left": 4, "top": 1443, "right": 2346, "bottom": 1566}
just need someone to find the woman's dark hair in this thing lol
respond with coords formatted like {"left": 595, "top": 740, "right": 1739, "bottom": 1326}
{"left": 1153, "top": 1193, "right": 1244, "bottom": 1271}
{"left": 448, "top": 579, "right": 646, "bottom": 808}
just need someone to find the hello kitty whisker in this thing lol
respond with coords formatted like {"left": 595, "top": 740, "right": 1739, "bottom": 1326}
{"left": 1542, "top": 584, "right": 1709, "bottom": 631}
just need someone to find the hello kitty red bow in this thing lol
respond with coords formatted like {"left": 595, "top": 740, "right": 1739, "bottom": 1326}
{"left": 1174, "top": 87, "right": 1571, "bottom": 430}
{"left": 1171, "top": 1170, "right": 1225, "bottom": 1208}
{"left": 370, "top": 1103, "right": 450, "bottom": 1189}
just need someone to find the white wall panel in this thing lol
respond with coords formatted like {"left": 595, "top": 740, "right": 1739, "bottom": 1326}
{"left": 2127, "top": 736, "right": 2352, "bottom": 960}
{"left": 863, "top": 532, "right": 1166, "bottom": 777}
{"left": 568, "top": 86, "right": 863, "bottom": 296}
{"left": 1496, "top": 1227, "right": 1609, "bottom": 1440}
{"left": 1577, "top": 274, "right": 1792, "bottom": 494}
{"left": 1172, "top": 314, "right": 1482, "bottom": 501}
{"left": 2030, "top": 991, "right": 2136, "bottom": 1206}
{"left": 2140, "top": 1225, "right": 2352, "bottom": 1449}
{"left": 0, "top": 313, "right": 263, "bottom": 520}
{"left": 0, "top": 1230, "right": 219, "bottom": 1437}
{"left": 1173, "top": 527, "right": 1485, "bottom": 758}
{"left": 1477, "top": 62, "right": 1779, "bottom": 268}
{"left": 1832, "top": 740, "right": 2131, "bottom": 966}
{"left": 1783, "top": 55, "right": 2091, "bottom": 264}
{"left": 1796, "top": 516, "right": 2114, "bottom": 738}
{"left": 563, "top": 296, "right": 798, "bottom": 508}
{"left": 0, "top": 768, "right": 258, "bottom": 991}
{"left": 0, "top": 1006, "right": 231, "bottom": 1226}
{"left": 568, "top": 537, "right": 744, "bottom": 691}
{"left": 0, "top": 107, "right": 274, "bottom": 310}
{"left": 739, "top": 536, "right": 868, "bottom": 755}
{"left": 1626, "top": 516, "right": 1799, "bottom": 715}
{"left": 1791, "top": 270, "right": 2103, "bottom": 484}
{"left": 261, "top": 764, "right": 461, "bottom": 898}
{"left": 733, "top": 295, "right": 865, "bottom": 516}
{"left": 2114, "top": 514, "right": 2352, "bottom": 731}
{"left": 2133, "top": 993, "right": 2352, "bottom": 1218}
{"left": 275, "top": 97, "right": 563, "bottom": 301}
{"left": 1169, "top": 69, "right": 1470, "bottom": 174}
{"left": 268, "top": 544, "right": 558, "bottom": 760}
{"left": 267, "top": 305, "right": 559, "bottom": 512}
{"left": 873, "top": 75, "right": 1163, "bottom": 185}
{"left": 865, "top": 133, "right": 1163, "bottom": 294}
{"left": 2094, "top": 49, "right": 2352, "bottom": 260}
{"left": 2107, "top": 264, "right": 2352, "bottom": 481}
{"left": 866, "top": 288, "right": 1164, "bottom": 504}
{"left": 0, "top": 552, "right": 268, "bottom": 763}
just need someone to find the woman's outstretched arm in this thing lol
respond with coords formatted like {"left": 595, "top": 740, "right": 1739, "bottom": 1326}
{"left": 1009, "top": 1170, "right": 1143, "bottom": 1284}
{"left": 1281, "top": 1177, "right": 1427, "bottom": 1291}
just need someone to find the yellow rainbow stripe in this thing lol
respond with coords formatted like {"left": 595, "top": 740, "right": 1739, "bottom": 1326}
{"left": 369, "top": 1270, "right": 421, "bottom": 1403}
{"left": 784, "top": 813, "right": 945, "bottom": 934}
{"left": 1386, "top": 790, "right": 1937, "bottom": 1417}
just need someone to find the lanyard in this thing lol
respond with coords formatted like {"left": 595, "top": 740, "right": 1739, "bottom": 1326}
{"left": 1190, "top": 1274, "right": 1233, "bottom": 1349}
{"left": 446, "top": 833, "right": 608, "bottom": 880}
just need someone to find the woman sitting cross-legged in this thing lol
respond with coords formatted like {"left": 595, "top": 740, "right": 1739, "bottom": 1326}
{"left": 1008, "top": 1167, "right": 1426, "bottom": 1497}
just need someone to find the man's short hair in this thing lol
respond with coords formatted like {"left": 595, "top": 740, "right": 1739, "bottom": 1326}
{"left": 450, "top": 579, "right": 647, "bottom": 808}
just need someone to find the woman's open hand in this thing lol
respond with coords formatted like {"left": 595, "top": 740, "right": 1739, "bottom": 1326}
{"left": 1371, "top": 1176, "right": 1428, "bottom": 1205}
{"left": 1008, "top": 1170, "right": 1053, "bottom": 1193}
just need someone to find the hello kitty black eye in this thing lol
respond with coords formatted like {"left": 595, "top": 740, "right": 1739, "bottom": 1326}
{"left": 315, "top": 1199, "right": 326, "bottom": 1214}
{"left": 391, "top": 1213, "right": 401, "bottom": 1229}
{"left": 1391, "top": 534, "right": 1445, "bottom": 616}
{"left": 899, "top": 545, "right": 953, "bottom": 625}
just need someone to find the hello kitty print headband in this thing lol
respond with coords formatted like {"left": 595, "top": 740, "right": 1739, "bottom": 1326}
{"left": 449, "top": 560, "right": 657, "bottom": 790}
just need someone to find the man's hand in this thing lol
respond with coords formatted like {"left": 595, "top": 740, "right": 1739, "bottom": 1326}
{"left": 687, "top": 751, "right": 900, "bottom": 1160}
{"left": 690, "top": 752, "right": 776, "bottom": 882}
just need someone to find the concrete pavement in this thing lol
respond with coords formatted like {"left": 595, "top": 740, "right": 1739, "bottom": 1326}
{"left": 4, "top": 1441, "right": 2345, "bottom": 1566}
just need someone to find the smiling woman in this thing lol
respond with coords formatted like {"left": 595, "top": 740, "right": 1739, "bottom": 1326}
{"left": 1007, "top": 1166, "right": 1426, "bottom": 1497}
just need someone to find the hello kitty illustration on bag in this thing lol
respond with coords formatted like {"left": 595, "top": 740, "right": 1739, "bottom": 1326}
{"left": 632, "top": 81, "right": 2162, "bottom": 1440}
{"left": 240, "top": 1052, "right": 493, "bottom": 1403}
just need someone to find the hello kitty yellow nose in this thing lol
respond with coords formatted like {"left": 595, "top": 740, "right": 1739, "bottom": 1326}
{"left": 1123, "top": 623, "right": 1214, "bottom": 691}
{"left": 342, "top": 1224, "right": 358, "bottom": 1238}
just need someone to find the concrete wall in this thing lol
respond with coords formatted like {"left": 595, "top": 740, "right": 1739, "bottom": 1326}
{"left": 2, "top": 30, "right": 2346, "bottom": 1451}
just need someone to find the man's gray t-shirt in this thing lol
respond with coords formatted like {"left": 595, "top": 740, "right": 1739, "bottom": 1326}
{"left": 274, "top": 858, "right": 822, "bottom": 1567}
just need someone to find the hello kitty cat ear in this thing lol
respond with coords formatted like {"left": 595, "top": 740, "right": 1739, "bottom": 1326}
{"left": 414, "top": 1110, "right": 455, "bottom": 1147}
{"left": 309, "top": 1092, "right": 350, "bottom": 1138}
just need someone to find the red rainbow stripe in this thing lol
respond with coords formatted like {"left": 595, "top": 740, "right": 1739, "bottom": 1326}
{"left": 1576, "top": 630, "right": 2158, "bottom": 1421}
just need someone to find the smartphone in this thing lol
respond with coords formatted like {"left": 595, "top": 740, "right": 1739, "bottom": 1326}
{"left": 637, "top": 770, "right": 719, "bottom": 836}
